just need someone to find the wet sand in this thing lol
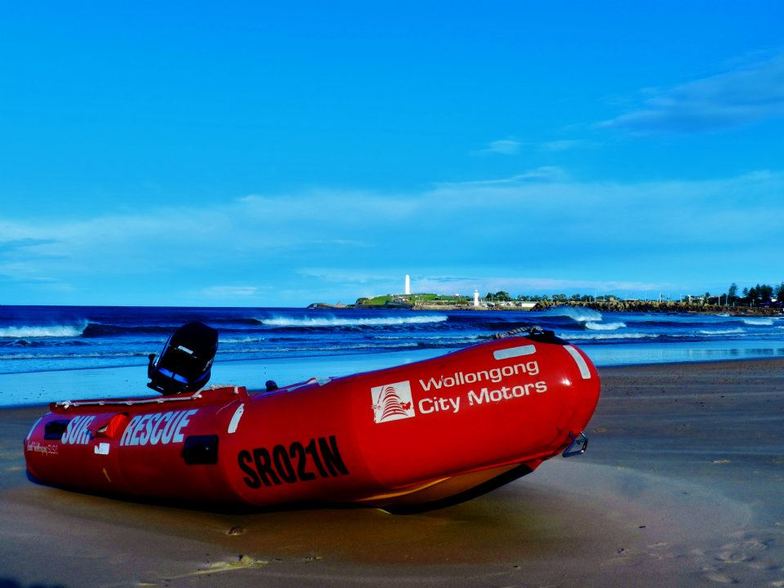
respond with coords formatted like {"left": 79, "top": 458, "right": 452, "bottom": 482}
{"left": 1, "top": 359, "right": 783, "bottom": 587}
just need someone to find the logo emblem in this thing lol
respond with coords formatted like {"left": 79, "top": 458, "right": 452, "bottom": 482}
{"left": 371, "top": 381, "right": 415, "bottom": 423}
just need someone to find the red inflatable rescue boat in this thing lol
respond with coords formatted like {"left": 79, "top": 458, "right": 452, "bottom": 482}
{"left": 24, "top": 331, "right": 600, "bottom": 512}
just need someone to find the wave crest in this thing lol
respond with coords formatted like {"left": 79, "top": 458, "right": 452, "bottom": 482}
{"left": 698, "top": 328, "right": 745, "bottom": 336}
{"left": 564, "top": 332, "right": 655, "bottom": 341}
{"left": 544, "top": 307, "right": 603, "bottom": 323}
{"left": 0, "top": 324, "right": 86, "bottom": 338}
{"left": 585, "top": 321, "right": 626, "bottom": 331}
{"left": 742, "top": 318, "right": 773, "bottom": 326}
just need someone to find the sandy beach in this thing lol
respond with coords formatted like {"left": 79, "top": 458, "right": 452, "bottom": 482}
{"left": 1, "top": 359, "right": 783, "bottom": 587}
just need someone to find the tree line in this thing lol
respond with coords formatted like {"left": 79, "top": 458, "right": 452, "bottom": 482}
{"left": 721, "top": 283, "right": 784, "bottom": 307}
{"left": 484, "top": 283, "right": 784, "bottom": 307}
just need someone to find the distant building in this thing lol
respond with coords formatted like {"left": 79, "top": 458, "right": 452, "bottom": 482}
{"left": 404, "top": 274, "right": 411, "bottom": 295}
{"left": 473, "top": 289, "right": 480, "bottom": 307}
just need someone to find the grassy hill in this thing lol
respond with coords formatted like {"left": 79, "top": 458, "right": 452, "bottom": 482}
{"left": 355, "top": 293, "right": 471, "bottom": 307}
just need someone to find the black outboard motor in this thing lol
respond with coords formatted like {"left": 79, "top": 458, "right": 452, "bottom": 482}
{"left": 147, "top": 321, "right": 219, "bottom": 395}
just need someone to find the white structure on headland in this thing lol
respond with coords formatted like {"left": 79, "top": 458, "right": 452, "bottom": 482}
{"left": 473, "top": 289, "right": 480, "bottom": 307}
{"left": 404, "top": 274, "right": 411, "bottom": 295}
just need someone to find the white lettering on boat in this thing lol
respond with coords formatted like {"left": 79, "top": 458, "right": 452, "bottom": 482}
{"left": 61, "top": 415, "right": 96, "bottom": 445}
{"left": 27, "top": 440, "right": 59, "bottom": 455}
{"left": 418, "top": 361, "right": 540, "bottom": 392}
{"left": 467, "top": 381, "right": 548, "bottom": 406}
{"left": 119, "top": 409, "right": 198, "bottom": 447}
{"left": 418, "top": 396, "right": 461, "bottom": 415}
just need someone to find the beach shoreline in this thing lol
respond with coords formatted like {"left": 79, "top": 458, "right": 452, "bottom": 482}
{"left": 1, "top": 358, "right": 783, "bottom": 586}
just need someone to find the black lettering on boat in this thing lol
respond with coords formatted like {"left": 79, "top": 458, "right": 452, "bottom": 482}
{"left": 319, "top": 435, "right": 348, "bottom": 477}
{"left": 239, "top": 436, "right": 349, "bottom": 489}
{"left": 290, "top": 441, "right": 315, "bottom": 481}
{"left": 252, "top": 447, "right": 281, "bottom": 486}
{"left": 304, "top": 438, "right": 328, "bottom": 477}
{"left": 238, "top": 450, "right": 260, "bottom": 489}
{"left": 273, "top": 445, "right": 297, "bottom": 483}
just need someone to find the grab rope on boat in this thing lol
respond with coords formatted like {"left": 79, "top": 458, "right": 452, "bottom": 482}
{"left": 494, "top": 326, "right": 566, "bottom": 345}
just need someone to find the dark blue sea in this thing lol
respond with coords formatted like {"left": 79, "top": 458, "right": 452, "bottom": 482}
{"left": 1, "top": 305, "right": 783, "bottom": 405}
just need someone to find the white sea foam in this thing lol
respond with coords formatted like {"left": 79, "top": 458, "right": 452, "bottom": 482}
{"left": 220, "top": 336, "right": 266, "bottom": 344}
{"left": 373, "top": 334, "right": 481, "bottom": 342}
{"left": 545, "top": 307, "right": 602, "bottom": 322}
{"left": 698, "top": 328, "right": 745, "bottom": 336}
{"left": 260, "top": 315, "right": 448, "bottom": 327}
{"left": 0, "top": 351, "right": 147, "bottom": 361}
{"left": 563, "top": 332, "right": 655, "bottom": 341}
{"left": 0, "top": 324, "right": 86, "bottom": 338}
{"left": 231, "top": 342, "right": 421, "bottom": 354}
{"left": 585, "top": 321, "right": 626, "bottom": 331}
{"left": 742, "top": 318, "right": 774, "bottom": 326}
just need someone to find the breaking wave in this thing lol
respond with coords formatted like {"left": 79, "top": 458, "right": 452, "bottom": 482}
{"left": 219, "top": 336, "right": 266, "bottom": 344}
{"left": 563, "top": 332, "right": 656, "bottom": 341}
{"left": 0, "top": 324, "right": 87, "bottom": 338}
{"left": 543, "top": 307, "right": 603, "bottom": 323}
{"left": 0, "top": 351, "right": 149, "bottom": 361}
{"left": 742, "top": 318, "right": 774, "bottom": 326}
{"left": 260, "top": 316, "right": 448, "bottom": 328}
{"left": 698, "top": 328, "right": 745, "bottom": 336}
{"left": 585, "top": 321, "right": 626, "bottom": 331}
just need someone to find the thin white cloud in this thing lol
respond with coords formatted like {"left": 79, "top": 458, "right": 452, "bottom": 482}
{"left": 240, "top": 190, "right": 418, "bottom": 222}
{"left": 602, "top": 53, "right": 784, "bottom": 133}
{"left": 540, "top": 139, "right": 588, "bottom": 152}
{"left": 476, "top": 139, "right": 521, "bottom": 155}
{"left": 435, "top": 166, "right": 568, "bottom": 188}
{"left": 2, "top": 168, "right": 782, "bottom": 304}
{"left": 295, "top": 269, "right": 405, "bottom": 300}
{"left": 297, "top": 269, "right": 399, "bottom": 284}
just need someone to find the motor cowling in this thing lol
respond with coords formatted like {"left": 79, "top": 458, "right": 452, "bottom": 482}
{"left": 147, "top": 321, "right": 218, "bottom": 395}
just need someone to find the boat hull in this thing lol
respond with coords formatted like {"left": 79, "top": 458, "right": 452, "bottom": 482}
{"left": 24, "top": 335, "right": 600, "bottom": 510}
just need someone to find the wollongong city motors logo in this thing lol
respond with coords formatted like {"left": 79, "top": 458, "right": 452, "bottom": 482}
{"left": 370, "top": 380, "right": 415, "bottom": 423}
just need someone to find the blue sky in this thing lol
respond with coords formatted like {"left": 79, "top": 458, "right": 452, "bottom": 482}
{"left": 1, "top": 1, "right": 783, "bottom": 306}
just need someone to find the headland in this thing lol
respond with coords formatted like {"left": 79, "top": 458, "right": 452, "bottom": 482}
{"left": 311, "top": 293, "right": 784, "bottom": 316}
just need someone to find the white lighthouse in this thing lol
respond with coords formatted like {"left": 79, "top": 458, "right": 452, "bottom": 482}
{"left": 473, "top": 289, "right": 480, "bottom": 307}
{"left": 404, "top": 274, "right": 411, "bottom": 295}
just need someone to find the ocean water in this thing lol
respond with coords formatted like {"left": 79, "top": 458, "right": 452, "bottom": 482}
{"left": 1, "top": 305, "right": 783, "bottom": 406}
